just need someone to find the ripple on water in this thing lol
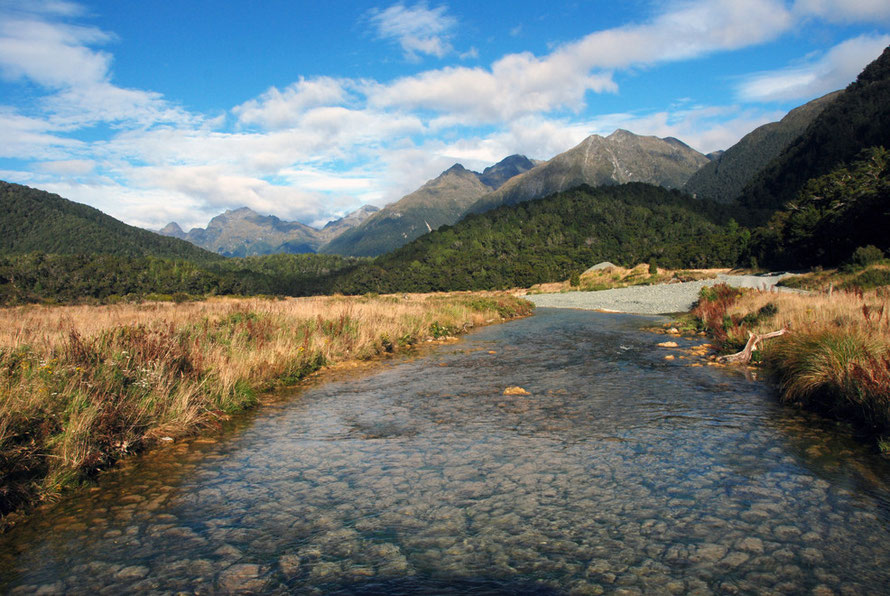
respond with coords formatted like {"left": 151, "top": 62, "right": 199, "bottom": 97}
{"left": 1, "top": 309, "right": 890, "bottom": 594}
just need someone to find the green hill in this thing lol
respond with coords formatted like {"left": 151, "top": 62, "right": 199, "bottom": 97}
{"left": 327, "top": 183, "right": 746, "bottom": 294}
{"left": 0, "top": 181, "right": 222, "bottom": 263}
{"left": 740, "top": 45, "right": 890, "bottom": 215}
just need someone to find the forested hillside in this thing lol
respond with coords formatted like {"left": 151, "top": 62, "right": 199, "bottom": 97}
{"left": 740, "top": 45, "right": 890, "bottom": 215}
{"left": 751, "top": 146, "right": 889, "bottom": 268}
{"left": 0, "top": 252, "right": 359, "bottom": 305}
{"left": 0, "top": 182, "right": 221, "bottom": 263}
{"left": 327, "top": 183, "right": 747, "bottom": 294}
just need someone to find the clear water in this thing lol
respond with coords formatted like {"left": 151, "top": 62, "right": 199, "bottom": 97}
{"left": 2, "top": 309, "right": 890, "bottom": 594}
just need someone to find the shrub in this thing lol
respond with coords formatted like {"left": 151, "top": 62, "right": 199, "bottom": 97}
{"left": 648, "top": 259, "right": 658, "bottom": 275}
{"left": 850, "top": 245, "right": 885, "bottom": 269}
{"left": 569, "top": 271, "right": 581, "bottom": 287}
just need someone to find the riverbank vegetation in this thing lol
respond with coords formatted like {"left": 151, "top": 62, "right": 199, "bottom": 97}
{"left": 0, "top": 293, "right": 532, "bottom": 525}
{"left": 526, "top": 264, "right": 721, "bottom": 294}
{"left": 688, "top": 284, "right": 890, "bottom": 446}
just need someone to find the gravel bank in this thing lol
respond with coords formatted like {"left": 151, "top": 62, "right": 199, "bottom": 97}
{"left": 525, "top": 273, "right": 796, "bottom": 315}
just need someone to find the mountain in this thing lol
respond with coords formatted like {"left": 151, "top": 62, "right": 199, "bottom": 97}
{"left": 684, "top": 91, "right": 842, "bottom": 203}
{"left": 467, "top": 130, "right": 710, "bottom": 214}
{"left": 319, "top": 155, "right": 537, "bottom": 257}
{"left": 325, "top": 183, "right": 744, "bottom": 294}
{"left": 319, "top": 205, "right": 380, "bottom": 239}
{"left": 0, "top": 181, "right": 221, "bottom": 263}
{"left": 740, "top": 44, "right": 890, "bottom": 214}
{"left": 160, "top": 204, "right": 379, "bottom": 257}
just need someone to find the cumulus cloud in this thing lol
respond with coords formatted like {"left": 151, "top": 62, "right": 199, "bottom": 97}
{"left": 367, "top": 0, "right": 796, "bottom": 124}
{"left": 233, "top": 77, "right": 349, "bottom": 129}
{"left": 737, "top": 34, "right": 890, "bottom": 102}
{"left": 369, "top": 2, "right": 457, "bottom": 60}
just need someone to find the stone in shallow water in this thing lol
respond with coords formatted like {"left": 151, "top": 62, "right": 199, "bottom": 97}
{"left": 737, "top": 537, "right": 764, "bottom": 554}
{"left": 217, "top": 563, "right": 268, "bottom": 593}
{"left": 278, "top": 554, "right": 301, "bottom": 577}
{"left": 114, "top": 565, "right": 149, "bottom": 581}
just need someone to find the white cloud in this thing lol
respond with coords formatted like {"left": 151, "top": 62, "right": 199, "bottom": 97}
{"left": 370, "top": 2, "right": 457, "bottom": 60}
{"left": 35, "top": 158, "right": 94, "bottom": 175}
{"left": 0, "top": 15, "right": 111, "bottom": 88}
{"left": 737, "top": 34, "right": 890, "bottom": 102}
{"left": 794, "top": 0, "right": 890, "bottom": 23}
{"left": 233, "top": 77, "right": 349, "bottom": 130}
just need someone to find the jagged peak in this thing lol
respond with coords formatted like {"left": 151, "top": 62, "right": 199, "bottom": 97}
{"left": 607, "top": 128, "right": 637, "bottom": 139}
{"left": 443, "top": 163, "right": 469, "bottom": 174}
{"left": 159, "top": 222, "right": 183, "bottom": 233}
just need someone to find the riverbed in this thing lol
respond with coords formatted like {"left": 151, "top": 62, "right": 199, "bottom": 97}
{"left": 1, "top": 309, "right": 889, "bottom": 594}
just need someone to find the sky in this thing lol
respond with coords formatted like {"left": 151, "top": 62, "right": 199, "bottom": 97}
{"left": 1, "top": 1, "right": 888, "bottom": 231}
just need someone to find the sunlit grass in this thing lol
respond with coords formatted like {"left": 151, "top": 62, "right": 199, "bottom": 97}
{"left": 692, "top": 285, "right": 890, "bottom": 443}
{"left": 0, "top": 292, "right": 533, "bottom": 522}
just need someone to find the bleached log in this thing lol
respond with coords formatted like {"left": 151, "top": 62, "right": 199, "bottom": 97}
{"left": 718, "top": 328, "right": 788, "bottom": 364}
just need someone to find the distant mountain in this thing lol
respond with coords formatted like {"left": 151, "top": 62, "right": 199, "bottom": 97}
{"left": 159, "top": 204, "right": 379, "bottom": 257}
{"left": 320, "top": 155, "right": 537, "bottom": 257}
{"left": 0, "top": 181, "right": 221, "bottom": 263}
{"left": 467, "top": 130, "right": 710, "bottom": 214}
{"left": 740, "top": 44, "right": 890, "bottom": 214}
{"left": 319, "top": 205, "right": 380, "bottom": 239}
{"left": 684, "top": 90, "right": 841, "bottom": 203}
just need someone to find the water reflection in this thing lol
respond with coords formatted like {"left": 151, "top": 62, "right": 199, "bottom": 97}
{"left": 1, "top": 308, "right": 890, "bottom": 594}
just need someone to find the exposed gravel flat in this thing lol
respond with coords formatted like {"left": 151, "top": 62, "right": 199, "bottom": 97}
{"left": 525, "top": 273, "right": 796, "bottom": 314}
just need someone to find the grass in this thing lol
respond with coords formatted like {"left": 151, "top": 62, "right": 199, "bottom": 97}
{"left": 525, "top": 264, "right": 723, "bottom": 294}
{"left": 0, "top": 292, "right": 533, "bottom": 524}
{"left": 688, "top": 284, "right": 890, "bottom": 445}
{"left": 779, "top": 261, "right": 890, "bottom": 292}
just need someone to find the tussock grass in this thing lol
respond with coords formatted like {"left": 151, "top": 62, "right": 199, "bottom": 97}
{"left": 0, "top": 293, "right": 532, "bottom": 522}
{"left": 693, "top": 285, "right": 890, "bottom": 442}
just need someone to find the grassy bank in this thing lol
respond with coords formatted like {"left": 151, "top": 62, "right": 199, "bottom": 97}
{"left": 0, "top": 292, "right": 532, "bottom": 524}
{"left": 526, "top": 264, "right": 722, "bottom": 295}
{"left": 688, "top": 284, "right": 890, "bottom": 445}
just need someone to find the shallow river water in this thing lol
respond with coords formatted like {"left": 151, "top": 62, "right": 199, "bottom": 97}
{"left": 2, "top": 309, "right": 890, "bottom": 594}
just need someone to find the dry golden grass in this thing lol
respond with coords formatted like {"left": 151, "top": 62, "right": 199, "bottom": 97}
{"left": 0, "top": 292, "right": 532, "bottom": 522}
{"left": 694, "top": 286, "right": 890, "bottom": 442}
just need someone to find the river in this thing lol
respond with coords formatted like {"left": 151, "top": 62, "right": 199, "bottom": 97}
{"left": 1, "top": 309, "right": 889, "bottom": 594}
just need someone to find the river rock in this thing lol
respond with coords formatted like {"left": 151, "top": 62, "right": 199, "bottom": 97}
{"left": 217, "top": 563, "right": 268, "bottom": 593}
{"left": 278, "top": 554, "right": 301, "bottom": 577}
{"left": 114, "top": 565, "right": 149, "bottom": 581}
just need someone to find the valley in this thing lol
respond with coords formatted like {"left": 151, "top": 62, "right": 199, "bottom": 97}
{"left": 0, "top": 9, "right": 888, "bottom": 592}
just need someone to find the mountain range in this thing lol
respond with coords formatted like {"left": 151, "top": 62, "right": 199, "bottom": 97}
{"left": 158, "top": 204, "right": 379, "bottom": 257}
{"left": 319, "top": 155, "right": 538, "bottom": 257}
{"left": 171, "top": 129, "right": 713, "bottom": 258}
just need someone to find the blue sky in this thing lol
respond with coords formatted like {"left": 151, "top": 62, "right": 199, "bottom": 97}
{"left": 1, "top": 1, "right": 888, "bottom": 230}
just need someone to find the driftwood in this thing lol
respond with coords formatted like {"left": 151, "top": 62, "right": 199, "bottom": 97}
{"left": 718, "top": 328, "right": 789, "bottom": 364}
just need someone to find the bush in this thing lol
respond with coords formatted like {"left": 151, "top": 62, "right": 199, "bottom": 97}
{"left": 569, "top": 271, "right": 581, "bottom": 287}
{"left": 648, "top": 259, "right": 658, "bottom": 275}
{"left": 850, "top": 245, "right": 885, "bottom": 269}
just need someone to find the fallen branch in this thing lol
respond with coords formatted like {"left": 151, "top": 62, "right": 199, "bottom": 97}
{"left": 718, "top": 327, "right": 789, "bottom": 364}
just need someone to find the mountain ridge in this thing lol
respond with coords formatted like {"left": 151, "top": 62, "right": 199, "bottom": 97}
{"left": 467, "top": 129, "right": 710, "bottom": 215}
{"left": 318, "top": 154, "right": 537, "bottom": 257}
{"left": 684, "top": 90, "right": 842, "bottom": 203}
{"left": 159, "top": 204, "right": 380, "bottom": 258}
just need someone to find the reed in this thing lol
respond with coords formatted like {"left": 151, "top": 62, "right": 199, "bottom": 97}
{"left": 0, "top": 292, "right": 532, "bottom": 522}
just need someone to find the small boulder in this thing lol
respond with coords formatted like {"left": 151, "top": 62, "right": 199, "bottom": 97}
{"left": 503, "top": 386, "right": 530, "bottom": 396}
